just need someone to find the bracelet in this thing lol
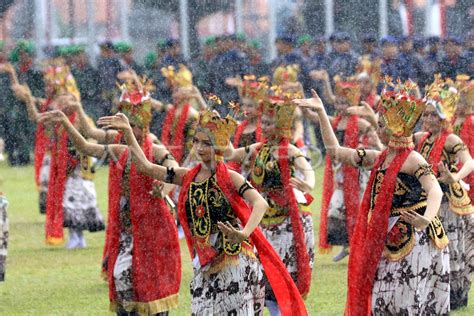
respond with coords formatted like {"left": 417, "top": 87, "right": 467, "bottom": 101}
{"left": 165, "top": 167, "right": 176, "bottom": 183}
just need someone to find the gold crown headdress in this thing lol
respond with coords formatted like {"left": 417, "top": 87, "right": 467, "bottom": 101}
{"left": 356, "top": 56, "right": 382, "bottom": 86}
{"left": 334, "top": 76, "right": 361, "bottom": 107}
{"left": 454, "top": 75, "right": 473, "bottom": 109}
{"left": 118, "top": 78, "right": 154, "bottom": 128}
{"left": 43, "top": 59, "right": 81, "bottom": 101}
{"left": 241, "top": 75, "right": 270, "bottom": 102}
{"left": 378, "top": 77, "right": 425, "bottom": 140}
{"left": 196, "top": 109, "right": 238, "bottom": 160}
{"left": 425, "top": 74, "right": 459, "bottom": 121}
{"left": 272, "top": 64, "right": 299, "bottom": 85}
{"left": 161, "top": 64, "right": 193, "bottom": 89}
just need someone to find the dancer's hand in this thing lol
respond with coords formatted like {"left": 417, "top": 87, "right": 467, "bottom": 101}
{"left": 225, "top": 77, "right": 242, "bottom": 87}
{"left": 56, "top": 94, "right": 81, "bottom": 112}
{"left": 150, "top": 180, "right": 165, "bottom": 198}
{"left": 38, "top": 110, "right": 68, "bottom": 124}
{"left": 97, "top": 113, "right": 131, "bottom": 131}
{"left": 293, "top": 89, "right": 324, "bottom": 111}
{"left": 218, "top": 221, "right": 247, "bottom": 244}
{"left": 400, "top": 210, "right": 431, "bottom": 231}
{"left": 437, "top": 162, "right": 457, "bottom": 184}
{"left": 347, "top": 102, "right": 374, "bottom": 117}
{"left": 290, "top": 177, "right": 312, "bottom": 193}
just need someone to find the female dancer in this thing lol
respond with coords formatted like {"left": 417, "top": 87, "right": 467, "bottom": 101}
{"left": 98, "top": 109, "right": 308, "bottom": 315}
{"left": 160, "top": 65, "right": 201, "bottom": 164}
{"left": 226, "top": 90, "right": 315, "bottom": 315}
{"left": 416, "top": 77, "right": 474, "bottom": 309}
{"left": 295, "top": 84, "right": 450, "bottom": 315}
{"left": 39, "top": 79, "right": 181, "bottom": 315}
{"left": 11, "top": 61, "right": 104, "bottom": 247}
{"left": 304, "top": 77, "right": 375, "bottom": 261}
{"left": 226, "top": 75, "right": 267, "bottom": 174}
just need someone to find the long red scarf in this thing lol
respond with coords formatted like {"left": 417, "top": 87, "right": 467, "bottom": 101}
{"left": 107, "top": 136, "right": 181, "bottom": 304}
{"left": 345, "top": 149, "right": 412, "bottom": 316}
{"left": 34, "top": 99, "right": 53, "bottom": 188}
{"left": 177, "top": 163, "right": 308, "bottom": 316}
{"left": 45, "top": 113, "right": 77, "bottom": 245}
{"left": 458, "top": 114, "right": 474, "bottom": 202}
{"left": 417, "top": 130, "right": 450, "bottom": 175}
{"left": 101, "top": 133, "right": 124, "bottom": 278}
{"left": 161, "top": 104, "right": 190, "bottom": 163}
{"left": 319, "top": 115, "right": 360, "bottom": 251}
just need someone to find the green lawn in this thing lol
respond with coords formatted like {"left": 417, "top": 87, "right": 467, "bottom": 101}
{"left": 0, "top": 161, "right": 472, "bottom": 315}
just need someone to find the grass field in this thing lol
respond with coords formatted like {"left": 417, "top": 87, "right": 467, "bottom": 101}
{"left": 0, "top": 160, "right": 472, "bottom": 315}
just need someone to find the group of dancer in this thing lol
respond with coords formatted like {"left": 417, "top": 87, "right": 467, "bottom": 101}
{"left": 0, "top": 52, "right": 473, "bottom": 315}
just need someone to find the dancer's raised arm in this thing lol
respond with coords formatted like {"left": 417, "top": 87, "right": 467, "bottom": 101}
{"left": 39, "top": 110, "right": 117, "bottom": 158}
{"left": 98, "top": 113, "right": 189, "bottom": 185}
{"left": 294, "top": 89, "right": 380, "bottom": 168}
{"left": 58, "top": 95, "right": 117, "bottom": 143}
{"left": 11, "top": 83, "right": 40, "bottom": 122}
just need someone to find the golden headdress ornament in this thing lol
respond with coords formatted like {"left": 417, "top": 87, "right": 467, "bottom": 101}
{"left": 334, "top": 76, "right": 361, "bottom": 107}
{"left": 43, "top": 58, "right": 80, "bottom": 101}
{"left": 454, "top": 75, "right": 473, "bottom": 109}
{"left": 356, "top": 56, "right": 382, "bottom": 86}
{"left": 425, "top": 74, "right": 459, "bottom": 121}
{"left": 196, "top": 109, "right": 238, "bottom": 160}
{"left": 241, "top": 75, "right": 270, "bottom": 102}
{"left": 272, "top": 64, "right": 299, "bottom": 85}
{"left": 118, "top": 78, "right": 154, "bottom": 128}
{"left": 378, "top": 77, "right": 425, "bottom": 139}
{"left": 161, "top": 64, "right": 193, "bottom": 89}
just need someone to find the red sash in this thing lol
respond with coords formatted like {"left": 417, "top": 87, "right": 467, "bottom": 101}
{"left": 161, "top": 104, "right": 190, "bottom": 163}
{"left": 417, "top": 130, "right": 450, "bottom": 175}
{"left": 107, "top": 136, "right": 181, "bottom": 304}
{"left": 319, "top": 115, "right": 360, "bottom": 251}
{"left": 178, "top": 163, "right": 308, "bottom": 316}
{"left": 45, "top": 113, "right": 77, "bottom": 245}
{"left": 345, "top": 149, "right": 412, "bottom": 316}
{"left": 34, "top": 99, "right": 52, "bottom": 188}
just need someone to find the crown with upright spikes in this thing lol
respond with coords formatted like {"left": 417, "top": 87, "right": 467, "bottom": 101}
{"left": 118, "top": 78, "right": 154, "bottom": 128}
{"left": 241, "top": 75, "right": 270, "bottom": 102}
{"left": 272, "top": 64, "right": 299, "bottom": 85}
{"left": 425, "top": 74, "right": 459, "bottom": 121}
{"left": 43, "top": 58, "right": 81, "bottom": 101}
{"left": 378, "top": 76, "right": 425, "bottom": 138}
{"left": 196, "top": 109, "right": 238, "bottom": 160}
{"left": 161, "top": 64, "right": 193, "bottom": 89}
{"left": 356, "top": 56, "right": 382, "bottom": 86}
{"left": 453, "top": 75, "right": 473, "bottom": 110}
{"left": 334, "top": 75, "right": 361, "bottom": 107}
